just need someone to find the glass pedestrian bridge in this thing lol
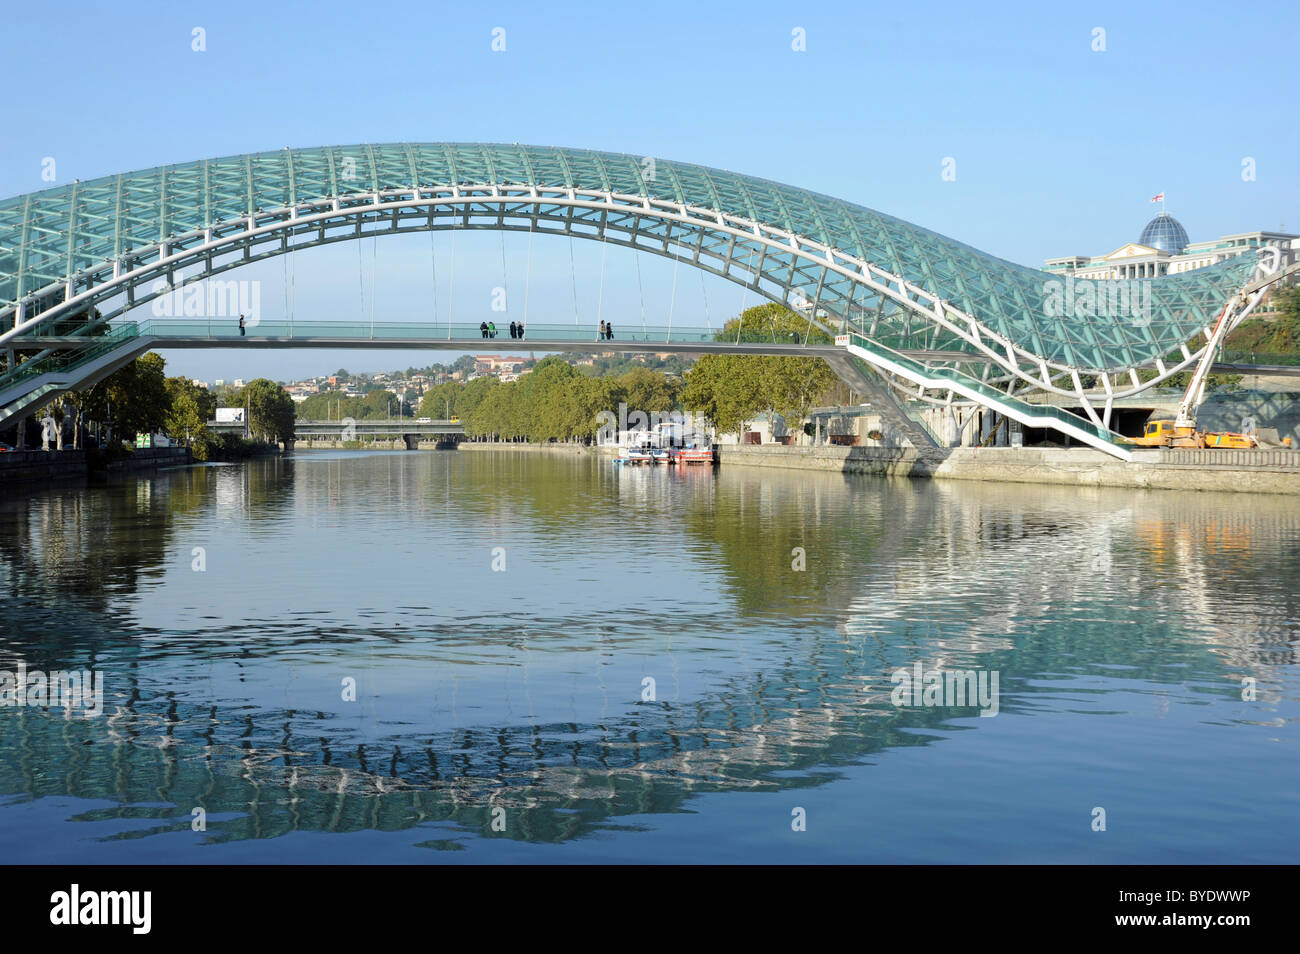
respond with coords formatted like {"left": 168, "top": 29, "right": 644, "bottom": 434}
{"left": 0, "top": 142, "right": 1272, "bottom": 456}
{"left": 123, "top": 319, "right": 723, "bottom": 345}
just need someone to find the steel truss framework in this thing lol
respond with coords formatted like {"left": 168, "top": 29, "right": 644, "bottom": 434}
{"left": 0, "top": 142, "right": 1264, "bottom": 434}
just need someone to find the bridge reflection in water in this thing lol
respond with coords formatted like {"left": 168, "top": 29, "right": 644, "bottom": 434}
{"left": 0, "top": 454, "right": 1295, "bottom": 856}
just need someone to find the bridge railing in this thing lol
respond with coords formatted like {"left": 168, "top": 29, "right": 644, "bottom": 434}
{"left": 846, "top": 333, "right": 1127, "bottom": 447}
{"left": 0, "top": 323, "right": 141, "bottom": 394}
{"left": 135, "top": 319, "right": 723, "bottom": 344}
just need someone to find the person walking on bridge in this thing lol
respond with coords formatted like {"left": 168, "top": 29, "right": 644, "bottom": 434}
{"left": 599, "top": 320, "right": 607, "bottom": 341}
{"left": 517, "top": 321, "right": 525, "bottom": 340}
{"left": 488, "top": 321, "right": 497, "bottom": 339}
{"left": 238, "top": 314, "right": 246, "bottom": 337}
{"left": 605, "top": 320, "right": 614, "bottom": 341}
{"left": 480, "top": 321, "right": 489, "bottom": 339}
{"left": 509, "top": 320, "right": 518, "bottom": 339}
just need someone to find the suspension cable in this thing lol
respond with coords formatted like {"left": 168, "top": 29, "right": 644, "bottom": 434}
{"left": 289, "top": 236, "right": 296, "bottom": 337}
{"left": 429, "top": 216, "right": 439, "bottom": 337}
{"left": 523, "top": 216, "right": 534, "bottom": 327}
{"left": 595, "top": 227, "right": 608, "bottom": 332}
{"left": 699, "top": 265, "right": 711, "bottom": 332}
{"left": 369, "top": 235, "right": 377, "bottom": 338}
{"left": 635, "top": 248, "right": 647, "bottom": 340}
{"left": 568, "top": 234, "right": 581, "bottom": 330}
{"left": 358, "top": 233, "right": 366, "bottom": 327}
{"left": 667, "top": 245, "right": 681, "bottom": 344}
{"left": 736, "top": 247, "right": 755, "bottom": 344}
{"left": 499, "top": 226, "right": 509, "bottom": 325}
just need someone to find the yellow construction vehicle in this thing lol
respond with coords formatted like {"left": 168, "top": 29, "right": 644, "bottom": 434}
{"left": 1130, "top": 419, "right": 1257, "bottom": 449}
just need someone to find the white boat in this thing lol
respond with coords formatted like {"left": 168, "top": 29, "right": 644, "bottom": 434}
{"left": 615, "top": 447, "right": 654, "bottom": 465}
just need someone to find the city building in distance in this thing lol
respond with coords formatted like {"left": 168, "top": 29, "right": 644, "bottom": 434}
{"left": 1045, "top": 209, "right": 1297, "bottom": 283}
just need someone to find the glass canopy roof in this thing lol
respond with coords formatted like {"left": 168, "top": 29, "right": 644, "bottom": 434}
{"left": 0, "top": 143, "right": 1256, "bottom": 372}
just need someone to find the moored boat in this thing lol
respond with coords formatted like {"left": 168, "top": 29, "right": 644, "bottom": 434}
{"left": 678, "top": 446, "right": 717, "bottom": 466}
{"left": 615, "top": 447, "right": 654, "bottom": 465}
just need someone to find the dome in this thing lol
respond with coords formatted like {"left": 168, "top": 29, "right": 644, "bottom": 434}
{"left": 1138, "top": 212, "right": 1189, "bottom": 253}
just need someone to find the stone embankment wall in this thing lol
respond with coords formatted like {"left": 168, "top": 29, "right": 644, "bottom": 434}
{"left": 718, "top": 444, "right": 1300, "bottom": 494}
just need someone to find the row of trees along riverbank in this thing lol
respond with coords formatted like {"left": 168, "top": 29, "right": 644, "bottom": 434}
{"left": 417, "top": 304, "right": 847, "bottom": 443}
{"left": 23, "top": 351, "right": 294, "bottom": 461}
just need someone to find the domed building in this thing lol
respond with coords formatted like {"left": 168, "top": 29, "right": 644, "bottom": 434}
{"left": 1045, "top": 207, "right": 1295, "bottom": 282}
{"left": 1137, "top": 212, "right": 1190, "bottom": 254}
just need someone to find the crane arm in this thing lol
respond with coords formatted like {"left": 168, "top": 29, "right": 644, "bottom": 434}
{"left": 1174, "top": 260, "right": 1299, "bottom": 429}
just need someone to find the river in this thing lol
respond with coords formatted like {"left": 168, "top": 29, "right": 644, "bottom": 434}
{"left": 0, "top": 449, "right": 1296, "bottom": 862}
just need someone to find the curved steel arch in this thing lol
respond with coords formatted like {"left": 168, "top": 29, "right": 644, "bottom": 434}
{"left": 1, "top": 143, "right": 1256, "bottom": 364}
{"left": 0, "top": 143, "right": 1272, "bottom": 454}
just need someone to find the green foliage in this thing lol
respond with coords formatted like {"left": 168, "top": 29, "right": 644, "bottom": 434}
{"left": 718, "top": 301, "right": 833, "bottom": 344}
{"left": 681, "top": 355, "right": 764, "bottom": 438}
{"left": 238, "top": 378, "right": 296, "bottom": 442}
{"left": 82, "top": 352, "right": 170, "bottom": 441}
{"left": 680, "top": 304, "right": 839, "bottom": 437}
{"left": 417, "top": 381, "right": 461, "bottom": 419}
{"left": 297, "top": 388, "right": 408, "bottom": 421}
{"left": 565, "top": 352, "right": 692, "bottom": 377}
{"left": 436, "top": 358, "right": 680, "bottom": 443}
{"left": 164, "top": 376, "right": 217, "bottom": 459}
{"left": 454, "top": 375, "right": 500, "bottom": 421}
{"left": 205, "top": 432, "right": 281, "bottom": 461}
{"left": 1224, "top": 286, "right": 1300, "bottom": 355}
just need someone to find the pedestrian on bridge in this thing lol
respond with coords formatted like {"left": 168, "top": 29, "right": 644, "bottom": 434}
{"left": 599, "top": 320, "right": 607, "bottom": 340}
{"left": 488, "top": 321, "right": 497, "bottom": 339}
{"left": 480, "top": 321, "right": 489, "bottom": 339}
{"left": 517, "top": 321, "right": 525, "bottom": 340}
{"left": 238, "top": 314, "right": 246, "bottom": 337}
{"left": 509, "top": 321, "right": 518, "bottom": 339}
{"left": 606, "top": 321, "right": 613, "bottom": 340}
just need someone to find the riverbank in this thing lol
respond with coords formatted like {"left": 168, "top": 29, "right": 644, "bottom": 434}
{"left": 446, "top": 440, "right": 1300, "bottom": 494}
{"left": 0, "top": 449, "right": 89, "bottom": 487}
{"left": 100, "top": 446, "right": 192, "bottom": 476}
{"left": 0, "top": 446, "right": 193, "bottom": 488}
{"left": 455, "top": 441, "right": 608, "bottom": 457}
{"left": 718, "top": 444, "right": 1300, "bottom": 494}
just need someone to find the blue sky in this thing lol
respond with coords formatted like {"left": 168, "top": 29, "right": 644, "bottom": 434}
{"left": 3, "top": 0, "right": 1296, "bottom": 381}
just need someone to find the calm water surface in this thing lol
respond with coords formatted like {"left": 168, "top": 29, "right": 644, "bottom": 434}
{"left": 0, "top": 449, "right": 1296, "bottom": 863}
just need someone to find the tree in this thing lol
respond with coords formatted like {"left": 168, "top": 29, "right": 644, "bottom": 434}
{"left": 720, "top": 301, "right": 832, "bottom": 345}
{"left": 462, "top": 379, "right": 505, "bottom": 438}
{"left": 165, "top": 377, "right": 217, "bottom": 458}
{"left": 297, "top": 392, "right": 347, "bottom": 420}
{"left": 619, "top": 366, "right": 679, "bottom": 415}
{"left": 681, "top": 304, "right": 838, "bottom": 438}
{"left": 82, "top": 352, "right": 170, "bottom": 443}
{"left": 516, "top": 357, "right": 581, "bottom": 441}
{"left": 455, "top": 375, "right": 499, "bottom": 421}
{"left": 418, "top": 381, "right": 463, "bottom": 420}
{"left": 682, "top": 354, "right": 765, "bottom": 439}
{"left": 240, "top": 378, "right": 295, "bottom": 443}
